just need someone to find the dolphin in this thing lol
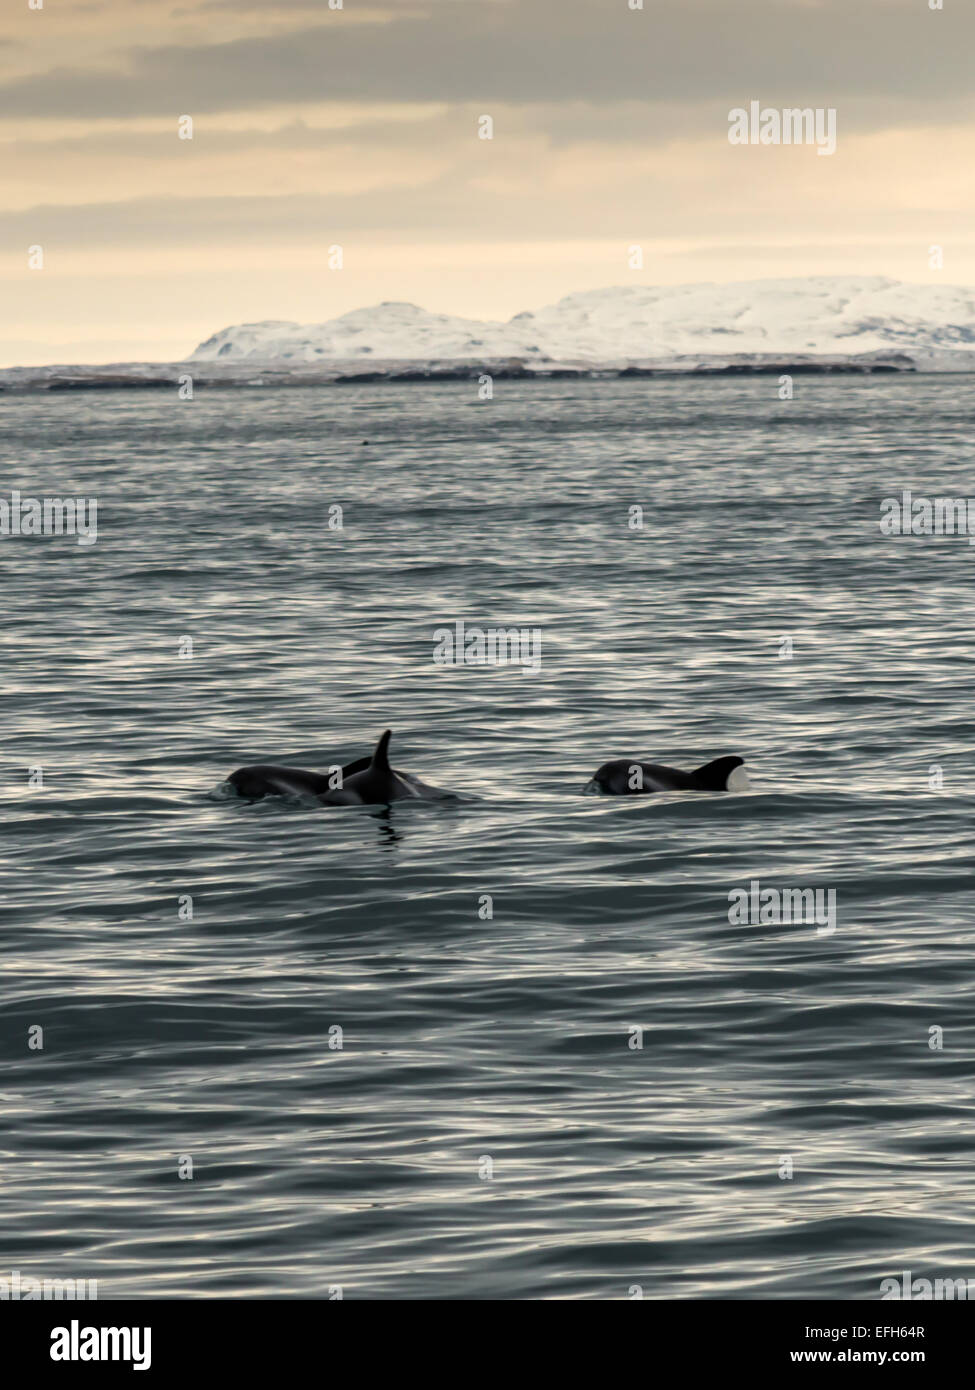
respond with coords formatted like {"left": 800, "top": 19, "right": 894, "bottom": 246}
{"left": 228, "top": 730, "right": 452, "bottom": 804}
{"left": 227, "top": 753, "right": 371, "bottom": 801}
{"left": 320, "top": 730, "right": 451, "bottom": 805}
{"left": 585, "top": 755, "right": 749, "bottom": 795}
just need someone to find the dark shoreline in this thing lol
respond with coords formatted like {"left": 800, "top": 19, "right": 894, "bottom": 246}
{"left": 0, "top": 350, "right": 951, "bottom": 393}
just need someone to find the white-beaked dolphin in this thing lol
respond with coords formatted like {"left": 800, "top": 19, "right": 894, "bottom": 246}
{"left": 584, "top": 755, "right": 749, "bottom": 795}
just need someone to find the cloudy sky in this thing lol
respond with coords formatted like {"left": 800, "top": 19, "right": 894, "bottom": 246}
{"left": 2, "top": 0, "right": 972, "bottom": 364}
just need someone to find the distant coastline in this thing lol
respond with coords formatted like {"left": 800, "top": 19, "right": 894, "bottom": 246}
{"left": 2, "top": 350, "right": 964, "bottom": 394}
{"left": 9, "top": 277, "right": 975, "bottom": 385}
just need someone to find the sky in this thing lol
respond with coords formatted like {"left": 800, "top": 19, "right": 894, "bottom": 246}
{"left": 1, "top": 0, "right": 973, "bottom": 365}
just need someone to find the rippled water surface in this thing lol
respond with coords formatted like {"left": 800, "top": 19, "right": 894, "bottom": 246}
{"left": 3, "top": 377, "right": 975, "bottom": 1299}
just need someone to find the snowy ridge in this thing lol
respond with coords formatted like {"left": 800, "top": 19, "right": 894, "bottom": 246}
{"left": 190, "top": 277, "right": 975, "bottom": 365}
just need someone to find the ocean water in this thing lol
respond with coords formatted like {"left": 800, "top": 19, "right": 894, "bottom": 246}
{"left": 2, "top": 376, "right": 975, "bottom": 1300}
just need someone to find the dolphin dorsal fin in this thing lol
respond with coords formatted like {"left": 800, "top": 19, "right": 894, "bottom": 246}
{"left": 692, "top": 755, "right": 743, "bottom": 790}
{"left": 371, "top": 729, "right": 392, "bottom": 771}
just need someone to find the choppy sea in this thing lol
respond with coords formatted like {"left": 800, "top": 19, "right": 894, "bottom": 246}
{"left": 3, "top": 376, "right": 975, "bottom": 1299}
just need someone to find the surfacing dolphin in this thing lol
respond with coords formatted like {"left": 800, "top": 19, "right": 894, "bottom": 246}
{"left": 585, "top": 755, "right": 749, "bottom": 796}
{"left": 228, "top": 730, "right": 452, "bottom": 804}
{"left": 321, "top": 730, "right": 451, "bottom": 805}
{"left": 228, "top": 753, "right": 370, "bottom": 801}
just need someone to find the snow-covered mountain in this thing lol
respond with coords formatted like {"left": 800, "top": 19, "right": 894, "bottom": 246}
{"left": 190, "top": 277, "right": 975, "bottom": 365}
